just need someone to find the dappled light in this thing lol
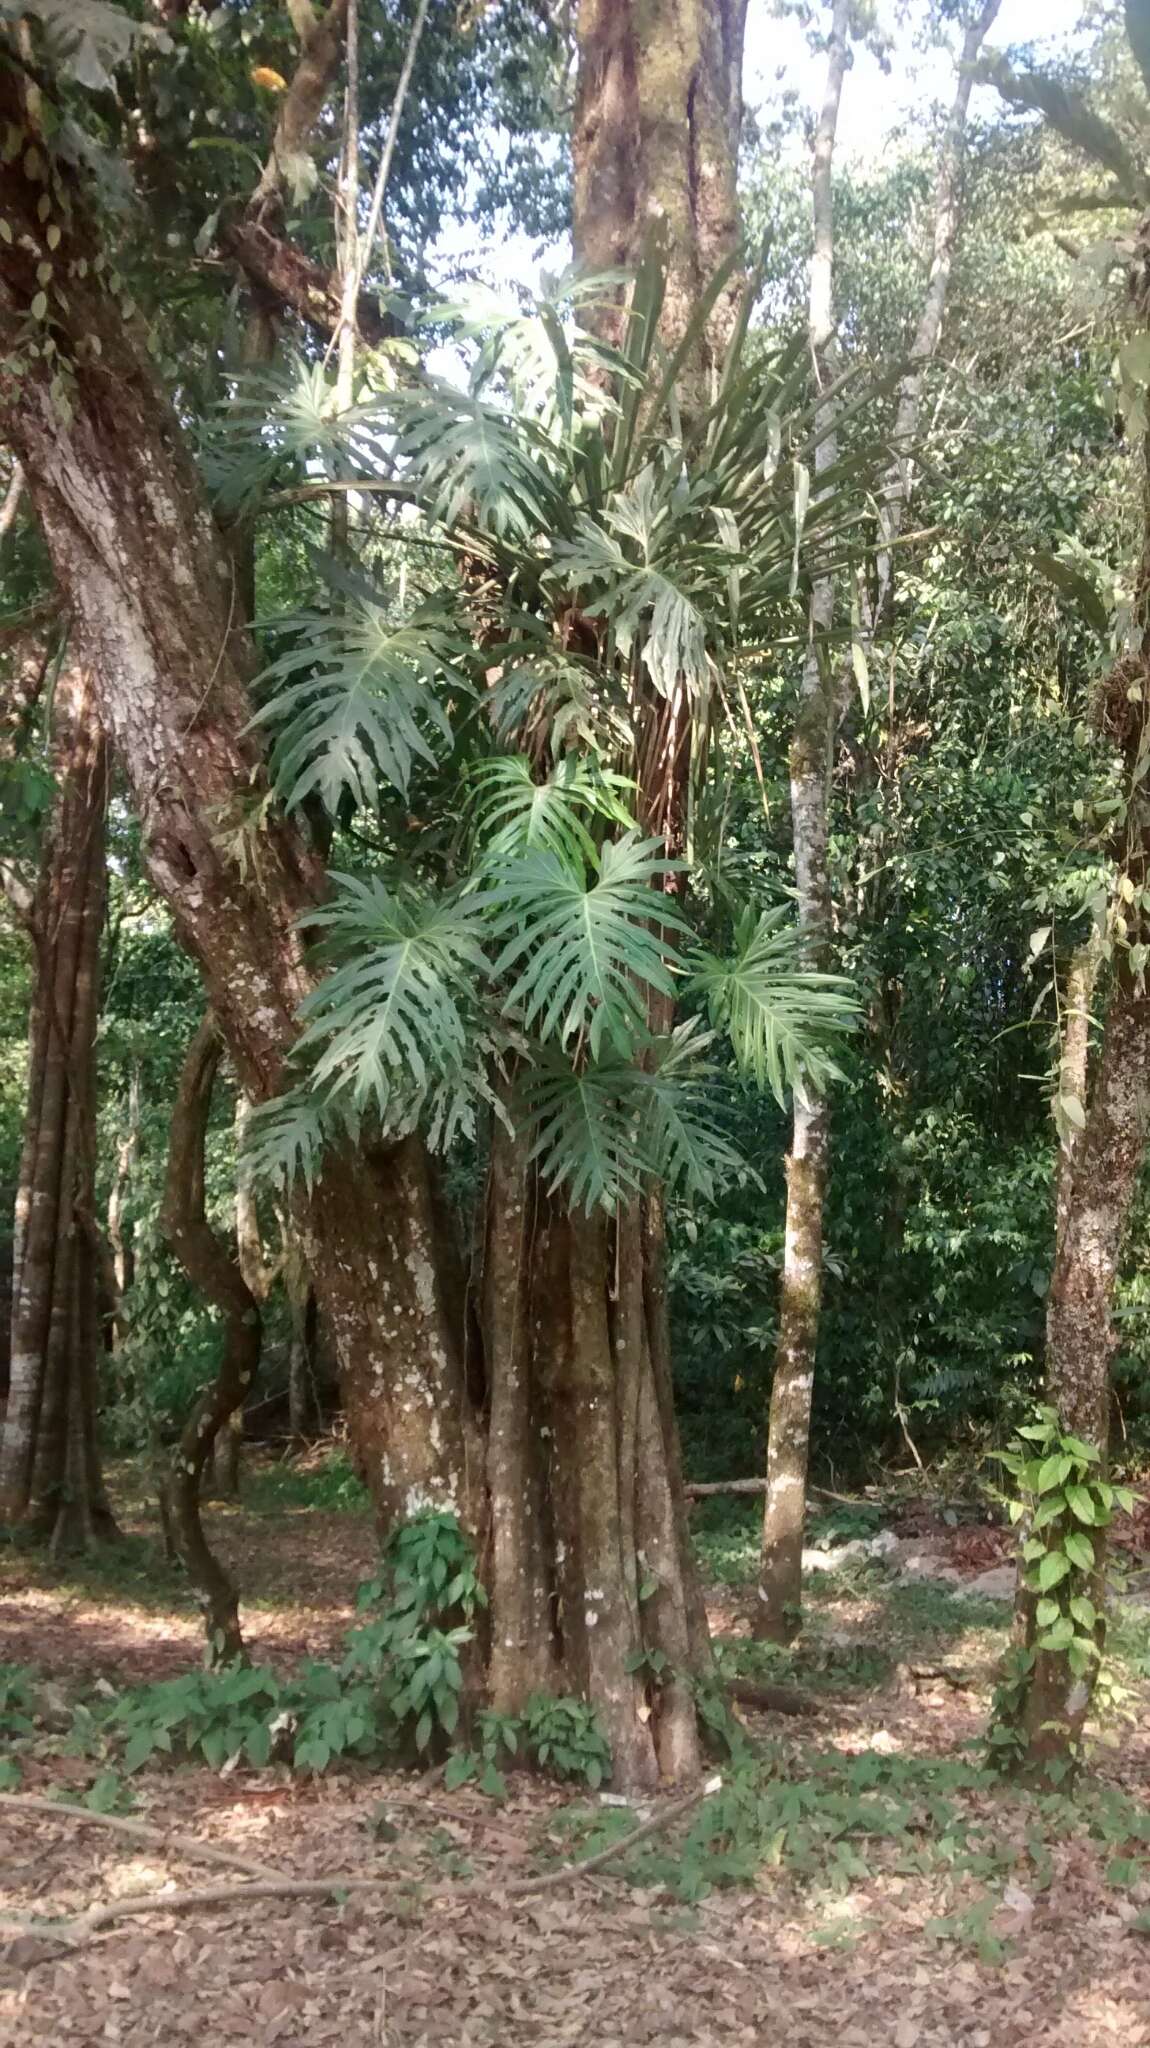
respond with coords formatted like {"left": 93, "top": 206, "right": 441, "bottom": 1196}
{"left": 3, "top": 0, "right": 1150, "bottom": 2040}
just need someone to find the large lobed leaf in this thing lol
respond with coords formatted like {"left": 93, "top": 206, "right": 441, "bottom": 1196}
{"left": 296, "top": 878, "right": 489, "bottom": 1121}
{"left": 690, "top": 907, "right": 857, "bottom": 1105}
{"left": 484, "top": 831, "right": 688, "bottom": 1060}
{"left": 250, "top": 603, "right": 465, "bottom": 813}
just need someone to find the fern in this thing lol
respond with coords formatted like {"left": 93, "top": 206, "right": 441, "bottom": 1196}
{"left": 690, "top": 907, "right": 856, "bottom": 1106}
{"left": 485, "top": 832, "right": 688, "bottom": 1060}
{"left": 250, "top": 604, "right": 465, "bottom": 812}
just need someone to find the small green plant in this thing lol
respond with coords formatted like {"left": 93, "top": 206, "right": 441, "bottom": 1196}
{"left": 0, "top": 1663, "right": 37, "bottom": 1741}
{"left": 986, "top": 1406, "right": 1137, "bottom": 1764}
{"left": 343, "top": 1509, "right": 485, "bottom": 1753}
{"left": 444, "top": 1693, "right": 612, "bottom": 1795}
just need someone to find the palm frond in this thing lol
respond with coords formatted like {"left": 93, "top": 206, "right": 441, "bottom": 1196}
{"left": 484, "top": 831, "right": 687, "bottom": 1059}
{"left": 250, "top": 603, "right": 466, "bottom": 812}
{"left": 296, "top": 877, "right": 489, "bottom": 1123}
{"left": 689, "top": 907, "right": 857, "bottom": 1106}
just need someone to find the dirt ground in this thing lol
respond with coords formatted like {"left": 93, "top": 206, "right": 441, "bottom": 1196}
{"left": 2, "top": 1479, "right": 1150, "bottom": 2047}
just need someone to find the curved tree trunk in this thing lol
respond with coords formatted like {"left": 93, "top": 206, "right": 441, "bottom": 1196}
{"left": 0, "top": 664, "right": 112, "bottom": 1547}
{"left": 160, "top": 1016, "right": 260, "bottom": 1662}
{"left": 0, "top": 56, "right": 474, "bottom": 1538}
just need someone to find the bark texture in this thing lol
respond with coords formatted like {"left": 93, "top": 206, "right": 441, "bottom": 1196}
{"left": 480, "top": 1144, "right": 706, "bottom": 1790}
{"left": 1014, "top": 970, "right": 1150, "bottom": 1767}
{"left": 0, "top": 57, "right": 469, "bottom": 1533}
{"left": 0, "top": 665, "right": 111, "bottom": 1545}
{"left": 1011, "top": 221, "right": 1150, "bottom": 1761}
{"left": 755, "top": 0, "right": 848, "bottom": 1643}
{"left": 573, "top": 0, "right": 747, "bottom": 365}
{"left": 160, "top": 1017, "right": 260, "bottom": 1661}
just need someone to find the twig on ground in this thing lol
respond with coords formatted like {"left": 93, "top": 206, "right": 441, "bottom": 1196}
{"left": 499, "top": 1784, "right": 708, "bottom": 1894}
{"left": 0, "top": 1784, "right": 715, "bottom": 1950}
{"left": 0, "top": 1871, "right": 396, "bottom": 1950}
{"left": 0, "top": 1791, "right": 274, "bottom": 1880}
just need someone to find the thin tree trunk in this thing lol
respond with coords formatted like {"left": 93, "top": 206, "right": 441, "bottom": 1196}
{"left": 871, "top": 0, "right": 1003, "bottom": 623}
{"left": 106, "top": 1065, "right": 140, "bottom": 1304}
{"left": 160, "top": 1016, "right": 260, "bottom": 1662}
{"left": 0, "top": 665, "right": 110, "bottom": 1542}
{"left": 1054, "top": 926, "right": 1103, "bottom": 1257}
{"left": 755, "top": 0, "right": 848, "bottom": 1643}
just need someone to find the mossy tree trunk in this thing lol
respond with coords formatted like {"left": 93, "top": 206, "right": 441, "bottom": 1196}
{"left": 754, "top": 0, "right": 848, "bottom": 1643}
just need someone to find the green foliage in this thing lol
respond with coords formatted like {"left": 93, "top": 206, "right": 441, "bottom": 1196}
{"left": 987, "top": 1408, "right": 1137, "bottom": 1765}
{"left": 691, "top": 905, "right": 855, "bottom": 1106}
{"left": 445, "top": 1694, "right": 612, "bottom": 1796}
{"left": 0, "top": 1662, "right": 37, "bottom": 1741}
{"left": 253, "top": 604, "right": 464, "bottom": 814}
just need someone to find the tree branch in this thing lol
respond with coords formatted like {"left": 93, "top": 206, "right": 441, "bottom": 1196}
{"left": 0, "top": 1792, "right": 275, "bottom": 1881}
{"left": 978, "top": 51, "right": 1148, "bottom": 201}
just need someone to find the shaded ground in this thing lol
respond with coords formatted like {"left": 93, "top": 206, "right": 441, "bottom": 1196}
{"left": 3, "top": 1457, "right": 1150, "bottom": 2045}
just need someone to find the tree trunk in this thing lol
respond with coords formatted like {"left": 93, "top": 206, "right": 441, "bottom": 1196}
{"left": 1053, "top": 926, "right": 1103, "bottom": 1258}
{"left": 1013, "top": 969, "right": 1150, "bottom": 1766}
{"left": 0, "top": 57, "right": 472, "bottom": 1535}
{"left": 573, "top": 0, "right": 747, "bottom": 367}
{"left": 0, "top": 665, "right": 112, "bottom": 1545}
{"left": 455, "top": 0, "right": 748, "bottom": 1786}
{"left": 106, "top": 1064, "right": 140, "bottom": 1304}
{"left": 160, "top": 1016, "right": 260, "bottom": 1661}
{"left": 755, "top": 0, "right": 848, "bottom": 1642}
{"left": 480, "top": 1145, "right": 706, "bottom": 1790}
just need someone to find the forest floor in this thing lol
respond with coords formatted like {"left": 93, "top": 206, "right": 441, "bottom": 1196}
{"left": 2, "top": 1451, "right": 1150, "bottom": 2045}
